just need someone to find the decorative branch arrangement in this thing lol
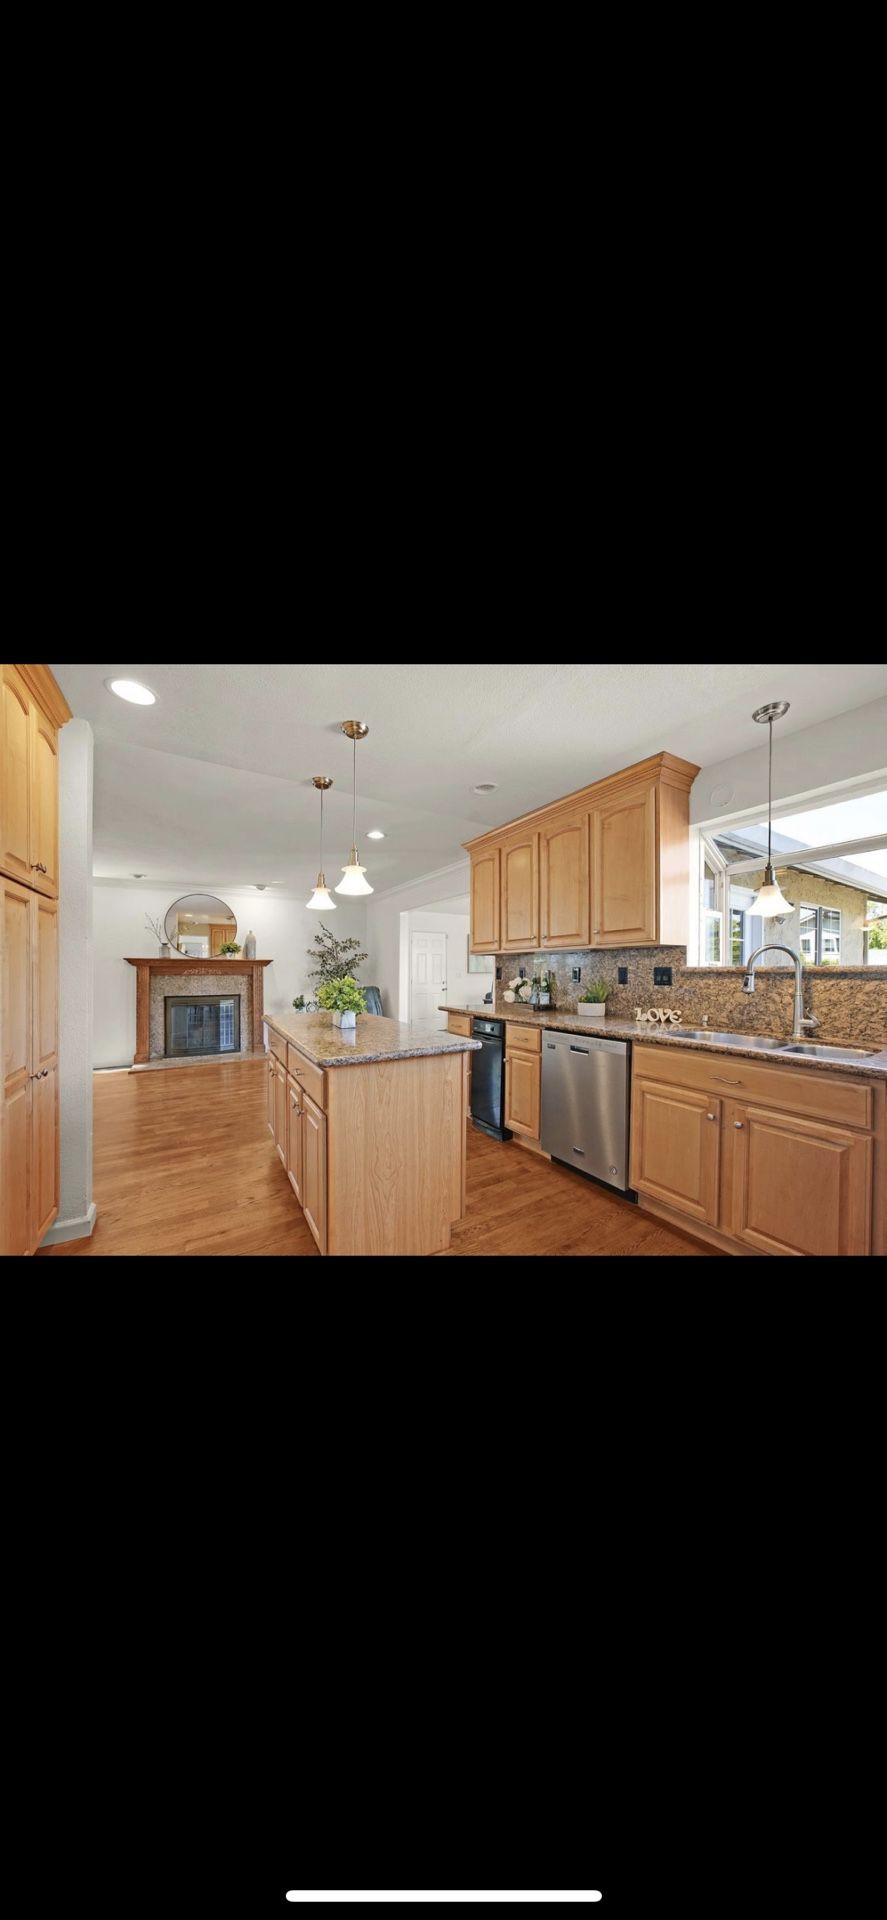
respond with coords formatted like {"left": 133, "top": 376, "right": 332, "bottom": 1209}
{"left": 307, "top": 922, "right": 368, "bottom": 988}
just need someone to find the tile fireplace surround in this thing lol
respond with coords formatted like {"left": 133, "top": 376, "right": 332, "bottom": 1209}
{"left": 124, "top": 958, "right": 272, "bottom": 1065}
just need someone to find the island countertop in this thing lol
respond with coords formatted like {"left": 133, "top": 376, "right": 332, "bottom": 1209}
{"left": 439, "top": 1005, "right": 887, "bottom": 1079}
{"left": 266, "top": 1010, "right": 481, "bottom": 1069}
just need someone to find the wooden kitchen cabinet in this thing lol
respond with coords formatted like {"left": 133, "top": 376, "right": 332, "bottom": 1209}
{"left": 541, "top": 807, "right": 590, "bottom": 948}
{"left": 505, "top": 1048, "right": 541, "bottom": 1139}
{"left": 728, "top": 1102, "right": 872, "bottom": 1257}
{"left": 286, "top": 1073, "right": 303, "bottom": 1206}
{"left": 630, "top": 1043, "right": 883, "bottom": 1257}
{"left": 267, "top": 1055, "right": 276, "bottom": 1137}
{"left": 273, "top": 1056, "right": 287, "bottom": 1167}
{"left": 0, "top": 664, "right": 64, "bottom": 899}
{"left": 0, "top": 666, "right": 34, "bottom": 888}
{"left": 630, "top": 1077, "right": 721, "bottom": 1225}
{"left": 500, "top": 830, "right": 539, "bottom": 950}
{"left": 591, "top": 782, "right": 657, "bottom": 947}
{"left": 1, "top": 879, "right": 60, "bottom": 1255}
{"left": 465, "top": 751, "right": 698, "bottom": 954}
{"left": 301, "top": 1088, "right": 328, "bottom": 1254}
{"left": 470, "top": 848, "right": 500, "bottom": 952}
{"left": 30, "top": 704, "right": 59, "bottom": 897}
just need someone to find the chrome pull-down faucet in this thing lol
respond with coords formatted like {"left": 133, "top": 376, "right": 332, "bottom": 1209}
{"left": 742, "top": 943, "right": 820, "bottom": 1043}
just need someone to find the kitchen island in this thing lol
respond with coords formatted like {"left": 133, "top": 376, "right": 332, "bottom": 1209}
{"left": 265, "top": 1012, "right": 480, "bottom": 1257}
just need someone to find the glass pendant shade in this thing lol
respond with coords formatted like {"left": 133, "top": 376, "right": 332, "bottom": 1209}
{"left": 335, "top": 850, "right": 373, "bottom": 897}
{"left": 750, "top": 864, "right": 793, "bottom": 917}
{"left": 307, "top": 876, "right": 336, "bottom": 911}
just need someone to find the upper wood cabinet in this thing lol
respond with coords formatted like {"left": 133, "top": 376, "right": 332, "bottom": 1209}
{"left": 501, "top": 830, "right": 539, "bottom": 950}
{"left": 0, "top": 665, "right": 70, "bottom": 900}
{"left": 541, "top": 808, "right": 590, "bottom": 949}
{"left": 591, "top": 782, "right": 657, "bottom": 946}
{"left": 470, "top": 847, "right": 500, "bottom": 952}
{"left": 465, "top": 751, "right": 699, "bottom": 953}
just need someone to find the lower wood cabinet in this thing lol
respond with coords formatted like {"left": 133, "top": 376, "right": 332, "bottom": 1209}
{"left": 630, "top": 1043, "right": 881, "bottom": 1257}
{"left": 273, "top": 1056, "right": 287, "bottom": 1167}
{"left": 300, "top": 1089, "right": 327, "bottom": 1254}
{"left": 630, "top": 1079, "right": 721, "bottom": 1225}
{"left": 505, "top": 1050, "right": 542, "bottom": 1138}
{"left": 286, "top": 1073, "right": 303, "bottom": 1206}
{"left": 267, "top": 1056, "right": 275, "bottom": 1137}
{"left": 728, "top": 1102, "right": 872, "bottom": 1257}
{"left": 1, "top": 878, "right": 59, "bottom": 1255}
{"left": 447, "top": 1014, "right": 474, "bottom": 1115}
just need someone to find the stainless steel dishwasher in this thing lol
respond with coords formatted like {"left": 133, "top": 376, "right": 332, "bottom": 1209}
{"left": 541, "top": 1029, "right": 631, "bottom": 1191}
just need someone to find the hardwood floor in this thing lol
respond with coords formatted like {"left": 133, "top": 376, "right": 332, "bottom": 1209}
{"left": 445, "top": 1129, "right": 716, "bottom": 1256}
{"left": 38, "top": 1061, "right": 716, "bottom": 1258}
{"left": 38, "top": 1059, "right": 320, "bottom": 1258}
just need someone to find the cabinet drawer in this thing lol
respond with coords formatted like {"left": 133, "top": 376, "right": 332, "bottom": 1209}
{"left": 268, "top": 1027, "right": 287, "bottom": 1063}
{"left": 632, "top": 1044, "right": 873, "bottom": 1132}
{"left": 288, "top": 1045, "right": 327, "bottom": 1111}
{"left": 447, "top": 1013, "right": 473, "bottom": 1037}
{"left": 506, "top": 1023, "right": 542, "bottom": 1055}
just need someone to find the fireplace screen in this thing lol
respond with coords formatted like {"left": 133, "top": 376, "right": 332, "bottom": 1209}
{"left": 165, "top": 996, "right": 241, "bottom": 1057}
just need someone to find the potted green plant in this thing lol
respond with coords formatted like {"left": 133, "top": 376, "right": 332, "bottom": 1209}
{"left": 219, "top": 940, "right": 242, "bottom": 959}
{"left": 316, "top": 974, "right": 366, "bottom": 1028}
{"left": 577, "top": 981, "right": 610, "bottom": 1020}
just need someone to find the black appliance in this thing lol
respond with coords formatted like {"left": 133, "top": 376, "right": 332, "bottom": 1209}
{"left": 470, "top": 1018, "right": 512, "bottom": 1141}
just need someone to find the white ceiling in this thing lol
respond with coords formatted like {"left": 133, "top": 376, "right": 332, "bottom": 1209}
{"left": 51, "top": 662, "right": 887, "bottom": 892}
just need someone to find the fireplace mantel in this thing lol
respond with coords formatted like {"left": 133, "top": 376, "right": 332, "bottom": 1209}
{"left": 125, "top": 957, "right": 273, "bottom": 1065}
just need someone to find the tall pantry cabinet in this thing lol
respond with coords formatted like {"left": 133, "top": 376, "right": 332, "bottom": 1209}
{"left": 0, "top": 664, "right": 71, "bottom": 1254}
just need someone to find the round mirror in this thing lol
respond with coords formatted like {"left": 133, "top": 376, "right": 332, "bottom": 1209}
{"left": 165, "top": 894, "right": 238, "bottom": 958}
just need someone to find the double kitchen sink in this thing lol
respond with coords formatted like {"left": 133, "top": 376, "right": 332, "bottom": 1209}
{"left": 676, "top": 1030, "right": 877, "bottom": 1063}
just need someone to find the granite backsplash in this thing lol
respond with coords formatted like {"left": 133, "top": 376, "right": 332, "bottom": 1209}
{"left": 496, "top": 949, "right": 887, "bottom": 1049}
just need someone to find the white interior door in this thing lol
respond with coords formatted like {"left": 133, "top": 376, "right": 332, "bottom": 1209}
{"left": 410, "top": 931, "right": 447, "bottom": 1028}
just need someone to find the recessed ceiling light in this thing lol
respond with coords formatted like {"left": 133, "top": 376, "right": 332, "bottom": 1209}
{"left": 367, "top": 830, "right": 385, "bottom": 840}
{"left": 105, "top": 677, "right": 157, "bottom": 706}
{"left": 473, "top": 782, "right": 498, "bottom": 794}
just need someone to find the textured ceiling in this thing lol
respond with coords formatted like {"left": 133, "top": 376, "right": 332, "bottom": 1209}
{"left": 51, "top": 662, "right": 887, "bottom": 890}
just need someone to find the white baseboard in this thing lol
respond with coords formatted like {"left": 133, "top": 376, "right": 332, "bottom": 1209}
{"left": 41, "top": 1202, "right": 98, "bottom": 1246}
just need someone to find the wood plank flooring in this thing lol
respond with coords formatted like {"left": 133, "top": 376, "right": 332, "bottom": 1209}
{"left": 38, "top": 1060, "right": 716, "bottom": 1258}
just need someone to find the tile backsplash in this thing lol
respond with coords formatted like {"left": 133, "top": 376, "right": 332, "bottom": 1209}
{"left": 496, "top": 949, "right": 887, "bottom": 1049}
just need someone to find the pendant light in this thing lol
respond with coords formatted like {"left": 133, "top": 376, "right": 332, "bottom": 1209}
{"left": 750, "top": 702, "right": 794, "bottom": 917}
{"left": 306, "top": 777, "right": 336, "bottom": 911}
{"left": 335, "top": 721, "right": 374, "bottom": 896}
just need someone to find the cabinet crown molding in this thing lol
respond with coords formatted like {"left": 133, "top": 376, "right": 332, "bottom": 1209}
{"left": 463, "top": 750, "right": 700, "bottom": 854}
{"left": 15, "top": 665, "right": 73, "bottom": 728}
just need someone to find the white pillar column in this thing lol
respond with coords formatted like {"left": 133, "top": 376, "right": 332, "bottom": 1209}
{"left": 41, "top": 718, "right": 96, "bottom": 1244}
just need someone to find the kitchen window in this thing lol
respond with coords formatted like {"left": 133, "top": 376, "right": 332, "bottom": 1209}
{"left": 799, "top": 905, "right": 842, "bottom": 964}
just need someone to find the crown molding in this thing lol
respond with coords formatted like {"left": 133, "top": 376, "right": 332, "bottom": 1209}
{"left": 16, "top": 664, "right": 73, "bottom": 727}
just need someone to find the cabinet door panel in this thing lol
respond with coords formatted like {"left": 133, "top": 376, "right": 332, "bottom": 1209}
{"left": 505, "top": 1050, "right": 541, "bottom": 1138}
{"left": 274, "top": 1058, "right": 287, "bottom": 1165}
{"left": 33, "top": 895, "right": 58, "bottom": 1072}
{"left": 541, "top": 810, "right": 590, "bottom": 948}
{"left": 501, "top": 833, "right": 539, "bottom": 950}
{"left": 0, "top": 666, "right": 33, "bottom": 886}
{"left": 729, "top": 1103, "right": 872, "bottom": 1256}
{"left": 30, "top": 1064, "right": 59, "bottom": 1244}
{"left": 630, "top": 1078, "right": 721, "bottom": 1224}
{"left": 301, "top": 1090, "right": 328, "bottom": 1253}
{"left": 471, "top": 849, "right": 500, "bottom": 951}
{"left": 592, "top": 783, "right": 657, "bottom": 946}
{"left": 30, "top": 707, "right": 59, "bottom": 896}
{"left": 287, "top": 1076, "right": 303, "bottom": 1205}
{"left": 267, "top": 1056, "right": 275, "bottom": 1136}
{"left": 1, "top": 878, "right": 33, "bottom": 1255}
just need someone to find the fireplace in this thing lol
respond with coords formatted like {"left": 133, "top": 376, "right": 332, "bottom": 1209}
{"left": 165, "top": 995, "right": 241, "bottom": 1057}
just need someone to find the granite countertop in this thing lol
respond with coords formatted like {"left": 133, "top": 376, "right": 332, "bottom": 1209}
{"left": 266, "top": 1011, "right": 481, "bottom": 1069}
{"left": 439, "top": 1006, "right": 887, "bottom": 1079}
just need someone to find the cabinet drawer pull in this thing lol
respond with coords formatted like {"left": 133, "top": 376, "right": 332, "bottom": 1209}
{"left": 32, "top": 862, "right": 48, "bottom": 873}
{"left": 713, "top": 1075, "right": 743, "bottom": 1085}
{"left": 734, "top": 1121, "right": 744, "bottom": 1129}
{"left": 706, "top": 1112, "right": 716, "bottom": 1121}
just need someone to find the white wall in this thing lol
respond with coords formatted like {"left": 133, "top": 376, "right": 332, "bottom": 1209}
{"left": 693, "top": 696, "right": 887, "bottom": 827}
{"left": 92, "top": 882, "right": 368, "bottom": 1068}
{"left": 365, "top": 863, "right": 472, "bottom": 1017}
{"left": 42, "top": 720, "right": 96, "bottom": 1243}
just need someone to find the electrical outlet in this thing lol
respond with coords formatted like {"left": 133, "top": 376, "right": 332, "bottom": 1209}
{"left": 618, "top": 967, "right": 628, "bottom": 985}
{"left": 571, "top": 967, "right": 581, "bottom": 983}
{"left": 496, "top": 967, "right": 502, "bottom": 980}
{"left": 519, "top": 967, "right": 527, "bottom": 979}
{"left": 654, "top": 966, "right": 673, "bottom": 987}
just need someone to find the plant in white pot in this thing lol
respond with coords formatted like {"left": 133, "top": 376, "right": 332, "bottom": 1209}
{"left": 219, "top": 940, "right": 242, "bottom": 959}
{"left": 316, "top": 974, "right": 366, "bottom": 1029}
{"left": 577, "top": 981, "right": 610, "bottom": 1020}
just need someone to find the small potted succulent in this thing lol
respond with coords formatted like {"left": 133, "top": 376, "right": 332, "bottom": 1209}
{"left": 219, "top": 940, "right": 242, "bottom": 959}
{"left": 577, "top": 981, "right": 610, "bottom": 1020}
{"left": 316, "top": 974, "right": 366, "bottom": 1028}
